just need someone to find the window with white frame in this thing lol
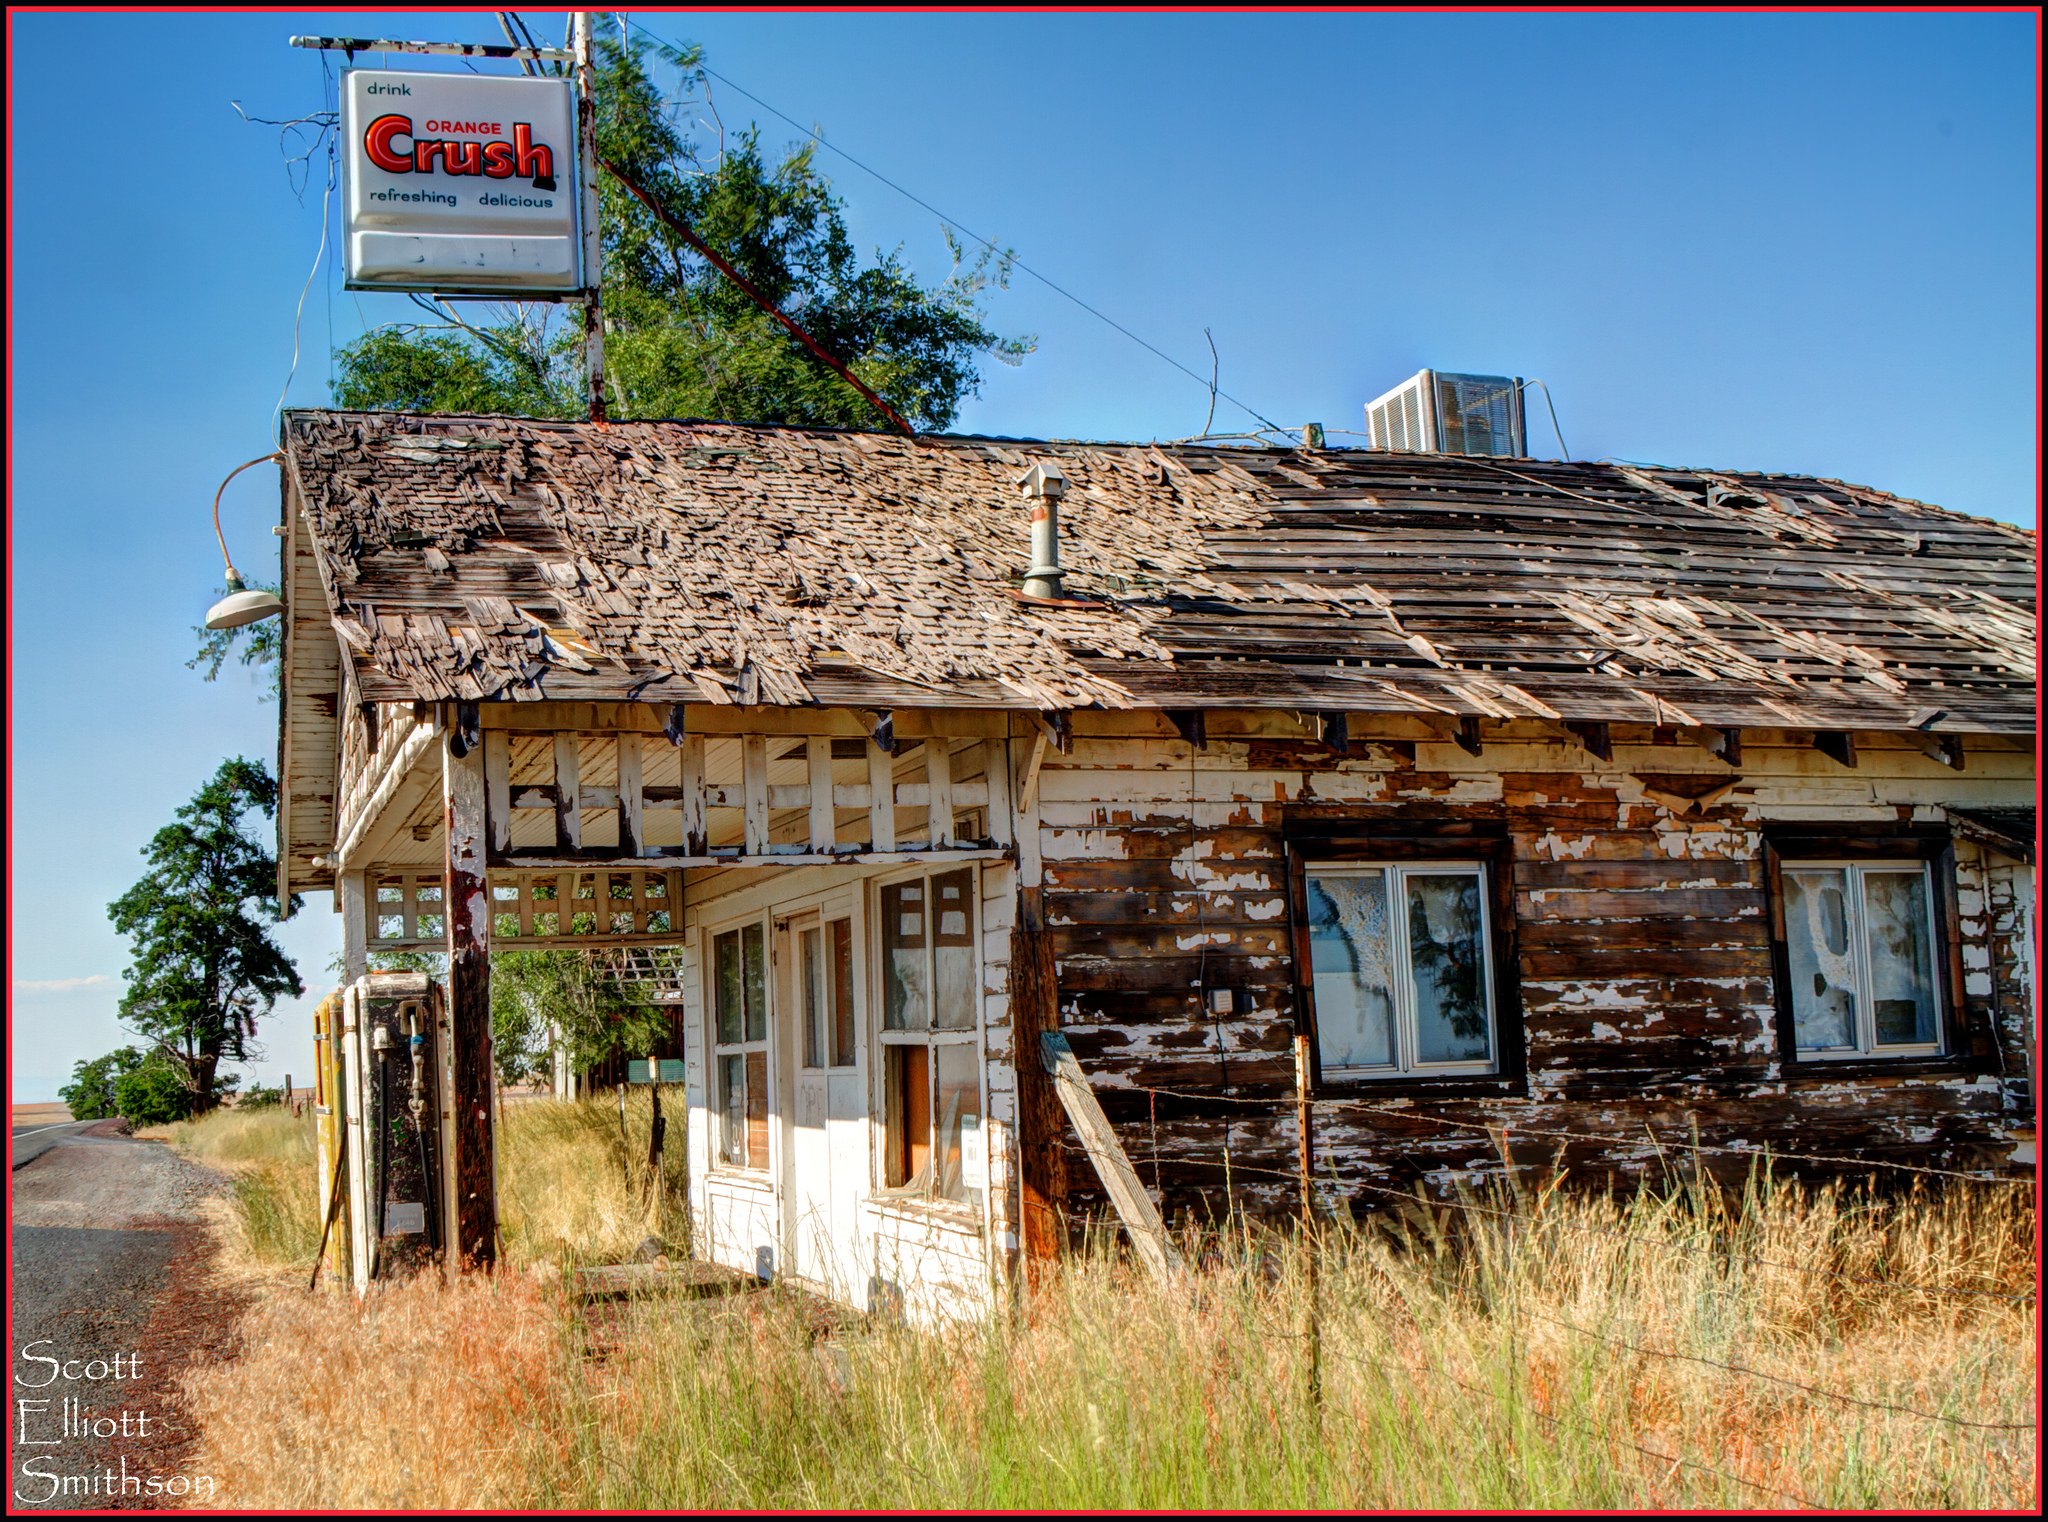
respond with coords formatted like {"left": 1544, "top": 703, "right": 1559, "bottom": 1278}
{"left": 710, "top": 919, "right": 769, "bottom": 1169}
{"left": 875, "top": 866, "right": 982, "bottom": 1209}
{"left": 1303, "top": 862, "right": 1498, "bottom": 1077}
{"left": 1779, "top": 861, "right": 1943, "bottom": 1059}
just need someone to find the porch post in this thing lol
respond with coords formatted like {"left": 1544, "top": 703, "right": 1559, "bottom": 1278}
{"left": 338, "top": 870, "right": 368, "bottom": 986}
{"left": 444, "top": 711, "right": 498, "bottom": 1270}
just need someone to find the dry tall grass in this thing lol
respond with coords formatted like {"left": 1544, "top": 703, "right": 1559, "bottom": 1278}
{"left": 178, "top": 1274, "right": 571, "bottom": 1510}
{"left": 544, "top": 1172, "right": 2036, "bottom": 1510}
{"left": 157, "top": 1091, "right": 686, "bottom": 1275}
{"left": 177, "top": 1161, "right": 2036, "bottom": 1510}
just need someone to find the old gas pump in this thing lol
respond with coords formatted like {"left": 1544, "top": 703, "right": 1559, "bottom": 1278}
{"left": 317, "top": 970, "right": 460, "bottom": 1290}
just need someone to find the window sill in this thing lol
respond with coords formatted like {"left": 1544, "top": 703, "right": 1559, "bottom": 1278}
{"left": 1781, "top": 1056, "right": 1982, "bottom": 1084}
{"left": 865, "top": 1195, "right": 985, "bottom": 1236}
{"left": 1315, "top": 1072, "right": 1526, "bottom": 1102}
{"left": 705, "top": 1167, "right": 776, "bottom": 1190}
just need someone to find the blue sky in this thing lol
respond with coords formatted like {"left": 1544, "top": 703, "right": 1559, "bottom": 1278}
{"left": 7, "top": 10, "right": 2036, "bottom": 1101}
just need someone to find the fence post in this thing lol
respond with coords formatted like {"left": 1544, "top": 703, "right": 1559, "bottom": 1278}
{"left": 1294, "top": 1032, "right": 1322, "bottom": 1415}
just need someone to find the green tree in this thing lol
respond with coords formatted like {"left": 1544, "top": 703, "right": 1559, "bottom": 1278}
{"left": 114, "top": 1063, "right": 194, "bottom": 1127}
{"left": 332, "top": 30, "right": 1029, "bottom": 429}
{"left": 58, "top": 1047, "right": 148, "bottom": 1122}
{"left": 492, "top": 949, "right": 669, "bottom": 1090}
{"left": 107, "top": 758, "right": 303, "bottom": 1114}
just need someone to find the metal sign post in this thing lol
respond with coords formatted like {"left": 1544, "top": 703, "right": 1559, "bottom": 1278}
{"left": 572, "top": 12, "right": 607, "bottom": 422}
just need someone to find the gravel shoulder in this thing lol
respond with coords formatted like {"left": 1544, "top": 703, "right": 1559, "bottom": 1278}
{"left": 10, "top": 1124, "right": 247, "bottom": 1510}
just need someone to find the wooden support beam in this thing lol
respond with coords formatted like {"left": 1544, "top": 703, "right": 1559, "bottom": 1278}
{"left": 864, "top": 708, "right": 896, "bottom": 755}
{"left": 1814, "top": 730, "right": 1857, "bottom": 769}
{"left": 1011, "top": 924, "right": 1065, "bottom": 1281}
{"left": 616, "top": 733, "right": 645, "bottom": 858}
{"left": 806, "top": 736, "right": 835, "bottom": 851}
{"left": 1014, "top": 728, "right": 1049, "bottom": 815}
{"left": 678, "top": 736, "right": 707, "bottom": 856}
{"left": 552, "top": 734, "right": 582, "bottom": 853}
{"left": 483, "top": 731, "right": 511, "bottom": 861}
{"left": 1040, "top": 1032, "right": 1181, "bottom": 1287}
{"left": 741, "top": 736, "right": 770, "bottom": 854}
{"left": 983, "top": 737, "right": 1015, "bottom": 848}
{"left": 442, "top": 728, "right": 497, "bottom": 1272}
{"left": 1453, "top": 716, "right": 1484, "bottom": 757}
{"left": 1165, "top": 708, "right": 1207, "bottom": 750}
{"left": 927, "top": 737, "right": 956, "bottom": 848}
{"left": 1564, "top": 719, "right": 1612, "bottom": 763}
{"left": 555, "top": 871, "right": 578, "bottom": 936}
{"left": 867, "top": 739, "right": 896, "bottom": 850}
{"left": 663, "top": 704, "right": 688, "bottom": 748}
{"left": 1312, "top": 711, "right": 1348, "bottom": 752}
{"left": 1917, "top": 732, "right": 1965, "bottom": 771}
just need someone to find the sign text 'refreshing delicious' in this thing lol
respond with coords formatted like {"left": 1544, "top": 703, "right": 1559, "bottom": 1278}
{"left": 343, "top": 68, "right": 580, "bottom": 294}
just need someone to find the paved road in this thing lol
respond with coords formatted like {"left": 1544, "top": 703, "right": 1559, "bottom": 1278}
{"left": 11, "top": 1120, "right": 99, "bottom": 1171}
{"left": 9, "top": 1125, "right": 234, "bottom": 1510}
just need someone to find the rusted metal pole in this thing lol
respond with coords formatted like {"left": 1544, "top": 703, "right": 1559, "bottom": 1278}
{"left": 444, "top": 704, "right": 498, "bottom": 1270}
{"left": 573, "top": 12, "right": 607, "bottom": 422}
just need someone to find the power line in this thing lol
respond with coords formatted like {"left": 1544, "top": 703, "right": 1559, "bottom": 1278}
{"left": 622, "top": 18, "right": 1292, "bottom": 437}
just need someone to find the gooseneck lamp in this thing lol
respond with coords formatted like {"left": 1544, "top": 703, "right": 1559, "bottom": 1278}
{"left": 204, "top": 453, "right": 288, "bottom": 631}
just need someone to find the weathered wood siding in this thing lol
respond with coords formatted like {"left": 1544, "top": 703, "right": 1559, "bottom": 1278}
{"left": 1039, "top": 715, "right": 2033, "bottom": 1224}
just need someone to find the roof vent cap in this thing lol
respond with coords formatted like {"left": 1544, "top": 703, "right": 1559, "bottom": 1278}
{"left": 1016, "top": 461, "right": 1068, "bottom": 501}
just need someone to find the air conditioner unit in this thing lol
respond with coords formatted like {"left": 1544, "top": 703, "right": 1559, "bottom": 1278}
{"left": 1365, "top": 370, "right": 1526, "bottom": 457}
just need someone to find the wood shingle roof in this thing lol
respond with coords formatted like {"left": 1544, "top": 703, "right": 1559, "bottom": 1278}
{"left": 282, "top": 409, "right": 2036, "bottom": 733}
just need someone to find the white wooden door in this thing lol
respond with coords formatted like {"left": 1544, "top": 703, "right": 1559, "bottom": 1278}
{"left": 780, "top": 909, "right": 865, "bottom": 1297}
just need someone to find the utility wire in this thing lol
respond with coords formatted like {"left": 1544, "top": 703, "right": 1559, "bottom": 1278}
{"left": 622, "top": 17, "right": 1291, "bottom": 436}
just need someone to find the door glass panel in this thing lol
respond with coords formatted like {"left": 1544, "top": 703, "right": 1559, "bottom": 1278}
{"left": 1863, "top": 870, "right": 1937, "bottom": 1046}
{"left": 932, "top": 869, "right": 975, "bottom": 1031}
{"left": 881, "top": 880, "right": 929, "bottom": 1030}
{"left": 1785, "top": 869, "right": 1856, "bottom": 1051}
{"left": 715, "top": 930, "right": 742, "bottom": 1045}
{"left": 1306, "top": 872, "right": 1394, "bottom": 1067}
{"left": 742, "top": 922, "right": 767, "bottom": 1042}
{"left": 801, "top": 927, "right": 824, "bottom": 1069}
{"left": 935, "top": 1042, "right": 982, "bottom": 1210}
{"left": 719, "top": 1053, "right": 746, "bottom": 1165}
{"left": 1407, "top": 871, "right": 1489, "bottom": 1063}
{"left": 744, "top": 1050, "right": 769, "bottom": 1169}
{"left": 830, "top": 918, "right": 856, "bottom": 1067}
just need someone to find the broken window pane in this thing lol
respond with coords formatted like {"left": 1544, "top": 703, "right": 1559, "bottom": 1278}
{"left": 1785, "top": 869, "right": 1855, "bottom": 1052}
{"left": 932, "top": 869, "right": 975, "bottom": 1031}
{"left": 881, "top": 880, "right": 929, "bottom": 1030}
{"left": 1408, "top": 871, "right": 1489, "bottom": 1064}
{"left": 1863, "top": 869, "right": 1937, "bottom": 1047}
{"left": 935, "top": 1042, "right": 982, "bottom": 1210}
{"left": 1307, "top": 871, "right": 1394, "bottom": 1067}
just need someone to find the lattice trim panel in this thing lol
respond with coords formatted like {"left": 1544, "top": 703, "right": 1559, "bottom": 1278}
{"left": 366, "top": 868, "right": 684, "bottom": 951}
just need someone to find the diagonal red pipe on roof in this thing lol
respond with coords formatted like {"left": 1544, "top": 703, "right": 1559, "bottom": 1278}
{"left": 600, "top": 158, "right": 918, "bottom": 439}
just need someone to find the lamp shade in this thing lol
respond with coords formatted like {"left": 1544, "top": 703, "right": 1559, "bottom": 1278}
{"left": 206, "top": 584, "right": 285, "bottom": 630}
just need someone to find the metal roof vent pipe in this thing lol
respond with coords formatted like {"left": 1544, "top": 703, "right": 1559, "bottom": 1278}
{"left": 1017, "top": 461, "right": 1069, "bottom": 600}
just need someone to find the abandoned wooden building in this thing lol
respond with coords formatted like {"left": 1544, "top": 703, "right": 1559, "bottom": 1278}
{"left": 276, "top": 407, "right": 2037, "bottom": 1317}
